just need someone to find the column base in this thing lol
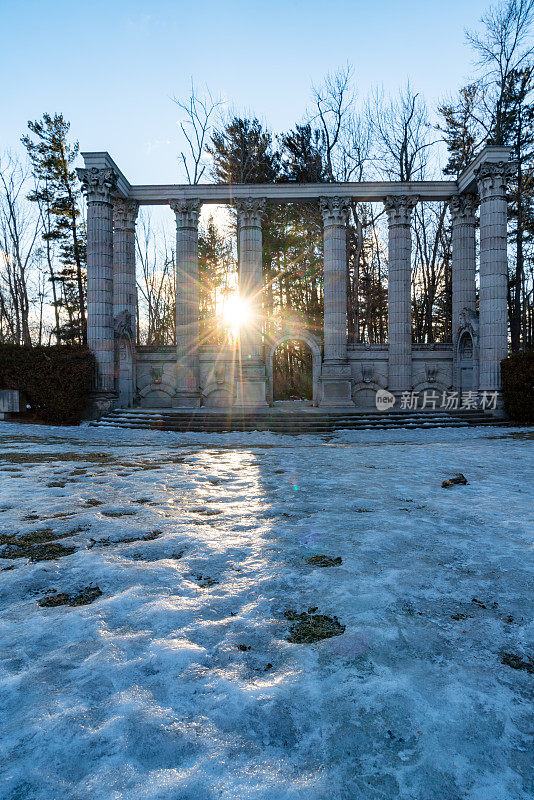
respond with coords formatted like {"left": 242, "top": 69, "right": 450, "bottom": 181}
{"left": 319, "top": 361, "right": 355, "bottom": 407}
{"left": 476, "top": 388, "right": 506, "bottom": 417}
{"left": 235, "top": 378, "right": 268, "bottom": 408}
{"left": 86, "top": 391, "right": 118, "bottom": 420}
{"left": 172, "top": 390, "right": 201, "bottom": 409}
{"left": 235, "top": 360, "right": 268, "bottom": 408}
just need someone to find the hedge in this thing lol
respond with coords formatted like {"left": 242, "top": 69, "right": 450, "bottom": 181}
{"left": 501, "top": 350, "right": 534, "bottom": 424}
{"left": 0, "top": 344, "right": 95, "bottom": 425}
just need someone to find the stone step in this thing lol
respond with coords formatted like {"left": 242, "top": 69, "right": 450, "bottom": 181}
{"left": 89, "top": 407, "right": 504, "bottom": 433}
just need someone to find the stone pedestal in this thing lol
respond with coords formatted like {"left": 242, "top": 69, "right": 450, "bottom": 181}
{"left": 475, "top": 161, "right": 514, "bottom": 397}
{"left": 385, "top": 195, "right": 417, "bottom": 396}
{"left": 235, "top": 198, "right": 267, "bottom": 407}
{"left": 170, "top": 199, "right": 202, "bottom": 407}
{"left": 78, "top": 166, "right": 119, "bottom": 417}
{"left": 0, "top": 389, "right": 20, "bottom": 420}
{"left": 113, "top": 199, "right": 139, "bottom": 408}
{"left": 319, "top": 361, "right": 353, "bottom": 406}
{"left": 319, "top": 196, "right": 354, "bottom": 407}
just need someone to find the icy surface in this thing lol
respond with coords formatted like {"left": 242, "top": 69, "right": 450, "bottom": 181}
{"left": 0, "top": 422, "right": 532, "bottom": 800}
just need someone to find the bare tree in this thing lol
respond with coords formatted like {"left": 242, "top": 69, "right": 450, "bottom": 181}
{"left": 310, "top": 64, "right": 355, "bottom": 182}
{"left": 467, "top": 0, "right": 534, "bottom": 144}
{"left": 136, "top": 211, "right": 176, "bottom": 345}
{"left": 412, "top": 203, "right": 451, "bottom": 343}
{"left": 0, "top": 154, "right": 42, "bottom": 345}
{"left": 367, "top": 83, "right": 437, "bottom": 181}
{"left": 172, "top": 81, "right": 223, "bottom": 184}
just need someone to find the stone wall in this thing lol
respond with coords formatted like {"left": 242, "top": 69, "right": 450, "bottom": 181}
{"left": 136, "top": 345, "right": 454, "bottom": 409}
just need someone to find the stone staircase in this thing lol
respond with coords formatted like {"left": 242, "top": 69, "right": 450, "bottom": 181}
{"left": 89, "top": 408, "right": 506, "bottom": 434}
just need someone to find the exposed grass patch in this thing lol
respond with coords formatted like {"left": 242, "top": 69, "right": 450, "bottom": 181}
{"left": 189, "top": 573, "right": 218, "bottom": 587}
{"left": 0, "top": 528, "right": 80, "bottom": 561}
{"left": 501, "top": 652, "right": 534, "bottom": 673}
{"left": 285, "top": 608, "right": 345, "bottom": 644}
{"left": 129, "top": 552, "right": 163, "bottom": 562}
{"left": 305, "top": 554, "right": 342, "bottom": 567}
{"left": 88, "top": 530, "right": 162, "bottom": 548}
{"left": 38, "top": 585, "right": 102, "bottom": 608}
{"left": 0, "top": 452, "right": 113, "bottom": 464}
{"left": 102, "top": 509, "right": 137, "bottom": 518}
{"left": 8, "top": 541, "right": 75, "bottom": 561}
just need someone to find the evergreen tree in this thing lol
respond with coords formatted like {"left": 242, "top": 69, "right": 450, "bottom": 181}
{"left": 198, "top": 215, "right": 235, "bottom": 343}
{"left": 206, "top": 116, "right": 280, "bottom": 184}
{"left": 438, "top": 84, "right": 486, "bottom": 175}
{"left": 22, "top": 113, "right": 86, "bottom": 344}
{"left": 499, "top": 66, "right": 534, "bottom": 349}
{"left": 280, "top": 124, "right": 325, "bottom": 182}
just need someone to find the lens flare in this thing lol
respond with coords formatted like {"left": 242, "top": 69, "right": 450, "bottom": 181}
{"left": 219, "top": 294, "right": 253, "bottom": 339}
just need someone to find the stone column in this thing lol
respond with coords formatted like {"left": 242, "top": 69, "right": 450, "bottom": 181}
{"left": 113, "top": 199, "right": 139, "bottom": 408}
{"left": 78, "top": 166, "right": 118, "bottom": 416}
{"left": 235, "top": 198, "right": 265, "bottom": 360}
{"left": 475, "top": 161, "right": 514, "bottom": 394}
{"left": 385, "top": 195, "right": 418, "bottom": 395}
{"left": 450, "top": 193, "right": 477, "bottom": 341}
{"left": 319, "top": 196, "right": 353, "bottom": 406}
{"left": 234, "top": 198, "right": 267, "bottom": 406}
{"left": 170, "top": 199, "right": 202, "bottom": 407}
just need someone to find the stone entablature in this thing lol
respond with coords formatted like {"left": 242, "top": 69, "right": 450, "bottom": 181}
{"left": 79, "top": 145, "right": 514, "bottom": 415}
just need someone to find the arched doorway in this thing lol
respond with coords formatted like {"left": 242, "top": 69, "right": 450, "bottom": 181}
{"left": 266, "top": 333, "right": 322, "bottom": 406}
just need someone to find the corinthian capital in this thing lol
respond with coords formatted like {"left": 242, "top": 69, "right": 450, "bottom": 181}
{"left": 169, "top": 199, "right": 201, "bottom": 227}
{"left": 474, "top": 160, "right": 516, "bottom": 202}
{"left": 234, "top": 197, "right": 266, "bottom": 226}
{"left": 320, "top": 196, "right": 350, "bottom": 226}
{"left": 77, "top": 167, "right": 118, "bottom": 203}
{"left": 449, "top": 193, "right": 477, "bottom": 224}
{"left": 384, "top": 195, "right": 418, "bottom": 225}
{"left": 113, "top": 199, "right": 139, "bottom": 231}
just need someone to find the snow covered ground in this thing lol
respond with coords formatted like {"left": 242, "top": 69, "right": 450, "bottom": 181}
{"left": 0, "top": 422, "right": 532, "bottom": 800}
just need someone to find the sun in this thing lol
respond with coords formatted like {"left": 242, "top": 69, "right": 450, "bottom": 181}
{"left": 218, "top": 293, "right": 253, "bottom": 339}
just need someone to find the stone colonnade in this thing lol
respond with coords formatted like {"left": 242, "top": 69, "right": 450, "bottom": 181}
{"left": 79, "top": 153, "right": 514, "bottom": 414}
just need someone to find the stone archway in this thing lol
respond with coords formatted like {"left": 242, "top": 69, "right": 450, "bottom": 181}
{"left": 266, "top": 332, "right": 322, "bottom": 406}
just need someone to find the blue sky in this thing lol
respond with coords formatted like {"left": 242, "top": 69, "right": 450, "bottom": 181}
{"left": 1, "top": 0, "right": 490, "bottom": 184}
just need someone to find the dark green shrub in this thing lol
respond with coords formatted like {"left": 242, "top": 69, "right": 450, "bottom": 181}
{"left": 501, "top": 350, "right": 534, "bottom": 423}
{"left": 0, "top": 344, "right": 95, "bottom": 425}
